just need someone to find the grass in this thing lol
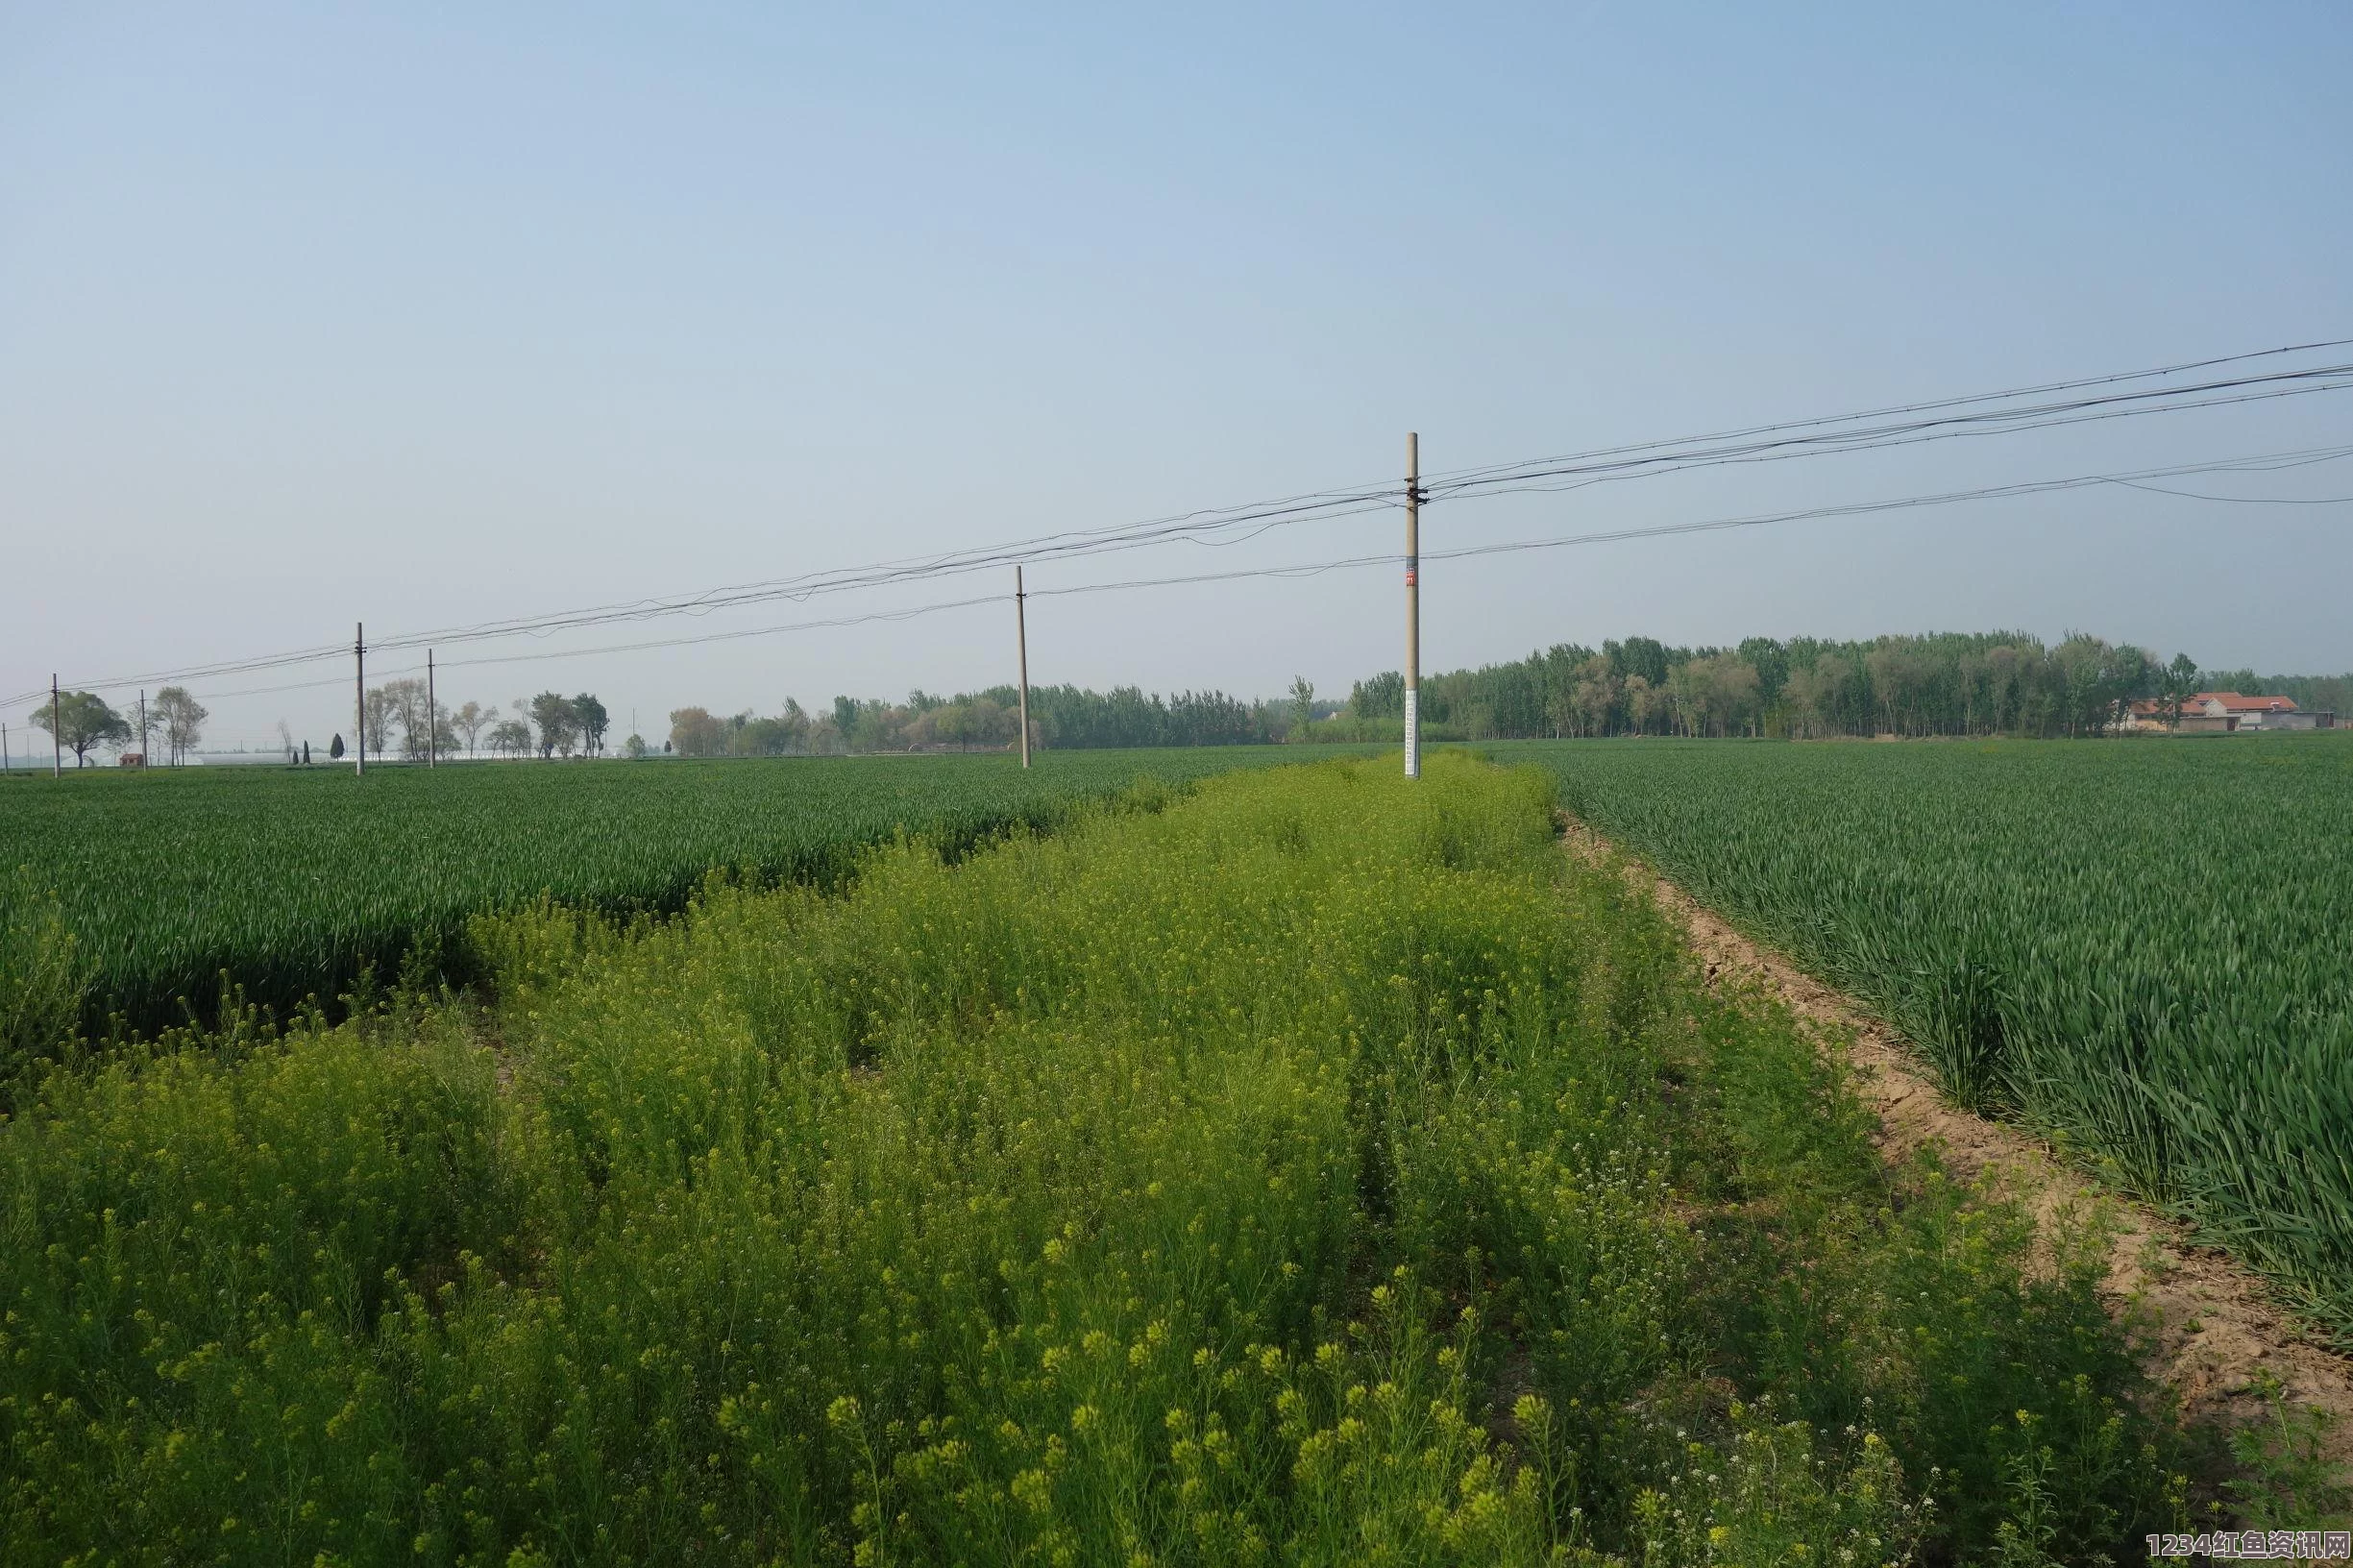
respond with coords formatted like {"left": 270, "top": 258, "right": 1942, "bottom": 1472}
{"left": 0, "top": 754, "right": 2242, "bottom": 1563}
{"left": 1510, "top": 732, "right": 2353, "bottom": 1335}
{"left": 0, "top": 746, "right": 1373, "bottom": 1043}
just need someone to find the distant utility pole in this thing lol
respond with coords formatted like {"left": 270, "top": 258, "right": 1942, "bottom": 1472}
{"left": 1404, "top": 432, "right": 1421, "bottom": 780}
{"left": 51, "top": 674, "right": 61, "bottom": 777}
{"left": 354, "top": 623, "right": 366, "bottom": 776}
{"left": 138, "top": 691, "right": 148, "bottom": 767}
{"left": 1015, "top": 565, "right": 1031, "bottom": 769}
{"left": 427, "top": 649, "right": 436, "bottom": 768}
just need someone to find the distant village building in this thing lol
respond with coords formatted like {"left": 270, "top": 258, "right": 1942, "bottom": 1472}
{"left": 2127, "top": 692, "right": 2335, "bottom": 733}
{"left": 2258, "top": 707, "right": 2333, "bottom": 731}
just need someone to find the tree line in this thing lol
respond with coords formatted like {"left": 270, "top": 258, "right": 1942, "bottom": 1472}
{"left": 355, "top": 686, "right": 612, "bottom": 761}
{"left": 12, "top": 687, "right": 611, "bottom": 768}
{"left": 662, "top": 685, "right": 1295, "bottom": 757}
{"left": 19, "top": 631, "right": 2350, "bottom": 772}
{"left": 1340, "top": 631, "right": 2313, "bottom": 741}
{"left": 17, "top": 687, "right": 209, "bottom": 768}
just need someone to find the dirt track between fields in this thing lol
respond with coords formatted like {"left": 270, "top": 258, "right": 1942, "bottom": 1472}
{"left": 1558, "top": 817, "right": 2353, "bottom": 1463}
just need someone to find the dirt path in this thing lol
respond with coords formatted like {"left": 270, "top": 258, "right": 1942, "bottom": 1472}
{"left": 1558, "top": 817, "right": 2353, "bottom": 1460}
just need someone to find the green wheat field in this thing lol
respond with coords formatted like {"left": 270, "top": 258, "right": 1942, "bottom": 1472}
{"left": 3, "top": 745, "right": 2346, "bottom": 1559}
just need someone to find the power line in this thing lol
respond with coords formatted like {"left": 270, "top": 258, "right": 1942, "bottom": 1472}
{"left": 2110, "top": 480, "right": 2353, "bottom": 503}
{"left": 1415, "top": 335, "right": 2353, "bottom": 486}
{"left": 144, "top": 443, "right": 2349, "bottom": 703}
{"left": 1420, "top": 365, "right": 2353, "bottom": 500}
{"left": 22, "top": 364, "right": 2350, "bottom": 706}
{"left": 352, "top": 361, "right": 2353, "bottom": 656}
{"left": 12, "top": 336, "right": 2352, "bottom": 708}
{"left": 429, "top": 595, "right": 1010, "bottom": 673}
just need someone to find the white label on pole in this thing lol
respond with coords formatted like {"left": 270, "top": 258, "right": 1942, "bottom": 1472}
{"left": 1403, "top": 689, "right": 1420, "bottom": 778}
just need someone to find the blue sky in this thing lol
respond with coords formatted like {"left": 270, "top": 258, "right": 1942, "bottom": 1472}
{"left": 3, "top": 2, "right": 2348, "bottom": 747}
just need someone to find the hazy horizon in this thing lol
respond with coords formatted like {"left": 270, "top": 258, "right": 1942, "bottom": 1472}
{"left": 6, "top": 3, "right": 2349, "bottom": 749}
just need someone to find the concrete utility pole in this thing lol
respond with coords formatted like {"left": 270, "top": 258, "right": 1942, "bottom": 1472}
{"left": 1404, "top": 432, "right": 1421, "bottom": 780}
{"left": 138, "top": 691, "right": 147, "bottom": 767}
{"left": 354, "top": 623, "right": 366, "bottom": 776}
{"left": 1015, "top": 565, "right": 1031, "bottom": 769}
{"left": 427, "top": 649, "right": 436, "bottom": 768}
{"left": 51, "top": 674, "right": 61, "bottom": 776}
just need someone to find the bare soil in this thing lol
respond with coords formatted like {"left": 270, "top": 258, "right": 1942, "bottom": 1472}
{"left": 1558, "top": 817, "right": 2353, "bottom": 1460}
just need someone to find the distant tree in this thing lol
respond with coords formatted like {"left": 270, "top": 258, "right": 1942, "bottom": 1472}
{"left": 1569, "top": 656, "right": 1619, "bottom": 737}
{"left": 778, "top": 698, "right": 813, "bottom": 752}
{"left": 29, "top": 692, "right": 130, "bottom": 768}
{"left": 2163, "top": 652, "right": 2199, "bottom": 728}
{"left": 669, "top": 706, "right": 725, "bottom": 758}
{"left": 572, "top": 694, "right": 610, "bottom": 756}
{"left": 487, "top": 718, "right": 534, "bottom": 757}
{"left": 361, "top": 686, "right": 396, "bottom": 757}
{"left": 1289, "top": 675, "right": 1314, "bottom": 739}
{"left": 1735, "top": 636, "right": 1792, "bottom": 709}
{"left": 732, "top": 716, "right": 801, "bottom": 756}
{"left": 1702, "top": 657, "right": 1763, "bottom": 737}
{"left": 369, "top": 678, "right": 433, "bottom": 760}
{"left": 154, "top": 686, "right": 208, "bottom": 764}
{"left": 453, "top": 700, "right": 493, "bottom": 757}
{"left": 1610, "top": 636, "right": 1672, "bottom": 688}
{"left": 277, "top": 720, "right": 297, "bottom": 764}
{"left": 623, "top": 733, "right": 648, "bottom": 760}
{"left": 330, "top": 733, "right": 345, "bottom": 762}
{"left": 1625, "top": 674, "right": 1670, "bottom": 735}
{"left": 527, "top": 692, "right": 580, "bottom": 758}
{"left": 822, "top": 697, "right": 893, "bottom": 753}
{"left": 301, "top": 740, "right": 310, "bottom": 766}
{"left": 1349, "top": 671, "right": 1405, "bottom": 721}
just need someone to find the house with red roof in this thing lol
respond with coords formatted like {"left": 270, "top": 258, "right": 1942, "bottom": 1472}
{"left": 2129, "top": 692, "right": 2334, "bottom": 732}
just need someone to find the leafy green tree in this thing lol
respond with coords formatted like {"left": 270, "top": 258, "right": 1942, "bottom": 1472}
{"left": 848, "top": 701, "right": 896, "bottom": 753}
{"left": 29, "top": 692, "right": 130, "bottom": 768}
{"left": 527, "top": 692, "right": 580, "bottom": 758}
{"left": 1609, "top": 635, "right": 1672, "bottom": 686}
{"left": 1349, "top": 671, "right": 1405, "bottom": 720}
{"left": 2162, "top": 652, "right": 2199, "bottom": 727}
{"left": 1289, "top": 675, "right": 1314, "bottom": 738}
{"left": 730, "top": 716, "right": 793, "bottom": 756}
{"left": 777, "top": 698, "right": 813, "bottom": 752}
{"left": 668, "top": 706, "right": 725, "bottom": 758}
{"left": 572, "top": 694, "right": 609, "bottom": 756}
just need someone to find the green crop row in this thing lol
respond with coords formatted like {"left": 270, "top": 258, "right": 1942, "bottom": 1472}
{"left": 3, "top": 755, "right": 2266, "bottom": 1564}
{"left": 1515, "top": 733, "right": 2353, "bottom": 1335}
{"left": 0, "top": 747, "right": 1371, "bottom": 1042}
